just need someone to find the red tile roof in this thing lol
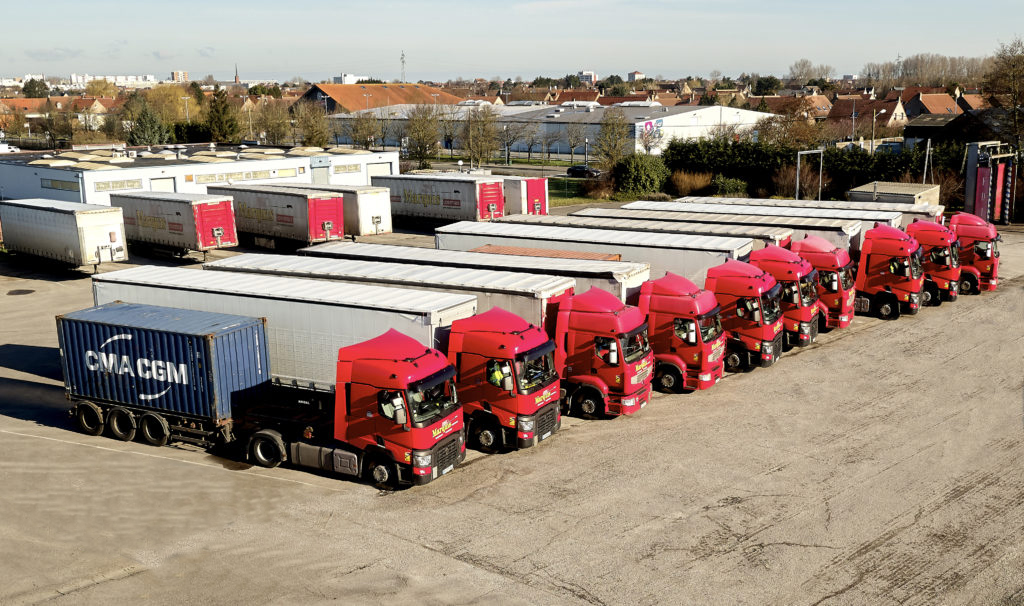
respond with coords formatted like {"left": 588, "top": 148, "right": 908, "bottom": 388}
{"left": 556, "top": 90, "right": 600, "bottom": 103}
{"left": 884, "top": 86, "right": 946, "bottom": 101}
{"left": 597, "top": 94, "right": 651, "bottom": 106}
{"left": 306, "top": 83, "right": 463, "bottom": 112}
{"left": 917, "top": 93, "right": 960, "bottom": 115}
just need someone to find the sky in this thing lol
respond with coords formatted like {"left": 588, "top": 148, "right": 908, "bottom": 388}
{"left": 2, "top": 0, "right": 1021, "bottom": 83}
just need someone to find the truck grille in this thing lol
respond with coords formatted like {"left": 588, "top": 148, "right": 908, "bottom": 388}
{"left": 434, "top": 435, "right": 460, "bottom": 471}
{"left": 809, "top": 317, "right": 819, "bottom": 343}
{"left": 772, "top": 333, "right": 783, "bottom": 355}
{"left": 536, "top": 403, "right": 558, "bottom": 437}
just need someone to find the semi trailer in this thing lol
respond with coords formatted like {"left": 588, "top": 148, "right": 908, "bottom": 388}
{"left": 110, "top": 192, "right": 237, "bottom": 256}
{"left": 260, "top": 183, "right": 393, "bottom": 236}
{"left": 299, "top": 242, "right": 650, "bottom": 301}
{"left": 704, "top": 260, "right": 785, "bottom": 372}
{"left": 501, "top": 176, "right": 549, "bottom": 215}
{"left": 435, "top": 221, "right": 753, "bottom": 283}
{"left": 0, "top": 198, "right": 127, "bottom": 268}
{"left": 682, "top": 196, "right": 943, "bottom": 228}
{"left": 205, "top": 184, "right": 344, "bottom": 247}
{"left": 370, "top": 173, "right": 505, "bottom": 222}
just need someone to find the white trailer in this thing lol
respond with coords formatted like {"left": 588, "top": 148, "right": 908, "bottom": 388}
{"left": 497, "top": 213, "right": 792, "bottom": 249}
{"left": 676, "top": 196, "right": 942, "bottom": 228}
{"left": 847, "top": 182, "right": 941, "bottom": 206}
{"left": 91, "top": 266, "right": 477, "bottom": 392}
{"left": 260, "top": 183, "right": 392, "bottom": 236}
{"left": 0, "top": 198, "right": 127, "bottom": 267}
{"left": 370, "top": 174, "right": 505, "bottom": 222}
{"left": 434, "top": 221, "right": 753, "bottom": 283}
{"left": 500, "top": 176, "right": 549, "bottom": 215}
{"left": 299, "top": 242, "right": 650, "bottom": 301}
{"left": 204, "top": 253, "right": 574, "bottom": 329}
{"left": 575, "top": 207, "right": 862, "bottom": 252}
{"left": 109, "top": 192, "right": 237, "bottom": 254}
{"left": 205, "top": 184, "right": 345, "bottom": 245}
{"left": 629, "top": 200, "right": 901, "bottom": 238}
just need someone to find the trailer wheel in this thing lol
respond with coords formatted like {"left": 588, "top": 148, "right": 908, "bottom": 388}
{"left": 249, "top": 430, "right": 286, "bottom": 468}
{"left": 875, "top": 294, "right": 900, "bottom": 321}
{"left": 106, "top": 407, "right": 136, "bottom": 441}
{"left": 574, "top": 389, "right": 605, "bottom": 418}
{"left": 139, "top": 413, "right": 170, "bottom": 447}
{"left": 366, "top": 456, "right": 397, "bottom": 490}
{"left": 75, "top": 402, "right": 104, "bottom": 436}
{"left": 960, "top": 274, "right": 979, "bottom": 296}
{"left": 655, "top": 365, "right": 683, "bottom": 393}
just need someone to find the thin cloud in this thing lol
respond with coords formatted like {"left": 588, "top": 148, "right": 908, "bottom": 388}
{"left": 24, "top": 47, "right": 83, "bottom": 62}
{"left": 198, "top": 46, "right": 216, "bottom": 58}
{"left": 151, "top": 50, "right": 177, "bottom": 61}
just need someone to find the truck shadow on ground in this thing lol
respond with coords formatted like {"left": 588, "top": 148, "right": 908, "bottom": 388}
{"left": 0, "top": 255, "right": 93, "bottom": 282}
{"left": 0, "top": 377, "right": 72, "bottom": 430}
{"left": 0, "top": 344, "right": 63, "bottom": 381}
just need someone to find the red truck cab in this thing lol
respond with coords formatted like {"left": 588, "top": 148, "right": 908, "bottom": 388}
{"left": 790, "top": 235, "right": 855, "bottom": 330}
{"left": 750, "top": 245, "right": 820, "bottom": 349}
{"left": 333, "top": 330, "right": 465, "bottom": 487}
{"left": 949, "top": 212, "right": 1000, "bottom": 293}
{"left": 853, "top": 224, "right": 924, "bottom": 320}
{"left": 704, "top": 260, "right": 784, "bottom": 372}
{"left": 905, "top": 220, "right": 961, "bottom": 305}
{"left": 634, "top": 273, "right": 726, "bottom": 392}
{"left": 554, "top": 288, "right": 654, "bottom": 418}
{"left": 448, "top": 308, "right": 561, "bottom": 451}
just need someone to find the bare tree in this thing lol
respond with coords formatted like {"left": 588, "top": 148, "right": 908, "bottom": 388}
{"left": 436, "top": 104, "right": 460, "bottom": 158}
{"left": 540, "top": 127, "right": 560, "bottom": 164}
{"left": 402, "top": 104, "right": 440, "bottom": 168}
{"left": 636, "top": 124, "right": 663, "bottom": 154}
{"left": 523, "top": 124, "right": 540, "bottom": 161}
{"left": 376, "top": 107, "right": 400, "bottom": 149}
{"left": 565, "top": 122, "right": 587, "bottom": 165}
{"left": 985, "top": 37, "right": 1024, "bottom": 145}
{"left": 345, "top": 111, "right": 381, "bottom": 149}
{"left": 498, "top": 120, "right": 530, "bottom": 164}
{"left": 593, "top": 107, "right": 631, "bottom": 171}
{"left": 459, "top": 105, "right": 500, "bottom": 168}
{"left": 254, "top": 100, "right": 291, "bottom": 145}
{"left": 788, "top": 58, "right": 814, "bottom": 84}
{"left": 293, "top": 101, "right": 330, "bottom": 147}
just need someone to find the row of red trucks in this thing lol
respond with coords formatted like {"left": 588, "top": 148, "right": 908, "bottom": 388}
{"left": 57, "top": 195, "right": 1002, "bottom": 488}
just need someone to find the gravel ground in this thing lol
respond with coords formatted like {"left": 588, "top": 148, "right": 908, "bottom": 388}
{"left": 0, "top": 225, "right": 1021, "bottom": 605}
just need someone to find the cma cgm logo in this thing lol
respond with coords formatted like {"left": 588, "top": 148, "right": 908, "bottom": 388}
{"left": 84, "top": 333, "right": 188, "bottom": 401}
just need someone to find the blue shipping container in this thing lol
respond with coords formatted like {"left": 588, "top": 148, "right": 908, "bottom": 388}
{"left": 57, "top": 302, "right": 270, "bottom": 422}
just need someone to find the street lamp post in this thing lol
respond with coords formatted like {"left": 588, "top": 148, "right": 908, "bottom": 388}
{"left": 871, "top": 109, "right": 887, "bottom": 154}
{"left": 584, "top": 137, "right": 589, "bottom": 167}
{"left": 363, "top": 93, "right": 372, "bottom": 111}
{"left": 246, "top": 106, "right": 253, "bottom": 139}
{"left": 503, "top": 124, "right": 509, "bottom": 165}
{"left": 851, "top": 99, "right": 857, "bottom": 148}
{"left": 181, "top": 96, "right": 191, "bottom": 123}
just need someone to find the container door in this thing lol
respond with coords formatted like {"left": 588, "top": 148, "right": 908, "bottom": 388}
{"left": 195, "top": 201, "right": 238, "bottom": 249}
{"left": 992, "top": 162, "right": 1006, "bottom": 223}
{"left": 307, "top": 196, "right": 345, "bottom": 242}
{"left": 526, "top": 178, "right": 548, "bottom": 215}
{"left": 477, "top": 183, "right": 504, "bottom": 220}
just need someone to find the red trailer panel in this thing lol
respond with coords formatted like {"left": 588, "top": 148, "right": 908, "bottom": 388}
{"left": 195, "top": 200, "right": 238, "bottom": 249}
{"left": 477, "top": 182, "right": 504, "bottom": 220}
{"left": 525, "top": 178, "right": 548, "bottom": 215}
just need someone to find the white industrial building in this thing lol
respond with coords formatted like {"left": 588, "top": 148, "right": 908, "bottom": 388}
{"left": 0, "top": 145, "right": 399, "bottom": 206}
{"left": 331, "top": 103, "right": 772, "bottom": 155}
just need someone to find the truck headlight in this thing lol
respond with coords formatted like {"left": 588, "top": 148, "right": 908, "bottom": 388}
{"left": 799, "top": 322, "right": 811, "bottom": 334}
{"left": 762, "top": 343, "right": 773, "bottom": 355}
{"left": 517, "top": 417, "right": 535, "bottom": 432}
{"left": 412, "top": 452, "right": 432, "bottom": 467}
{"left": 622, "top": 396, "right": 637, "bottom": 407}
{"left": 698, "top": 373, "right": 713, "bottom": 382}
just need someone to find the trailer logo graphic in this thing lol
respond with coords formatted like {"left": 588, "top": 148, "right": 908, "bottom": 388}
{"left": 84, "top": 333, "right": 189, "bottom": 401}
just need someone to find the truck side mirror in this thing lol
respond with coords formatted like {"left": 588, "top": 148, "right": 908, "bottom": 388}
{"left": 394, "top": 406, "right": 407, "bottom": 426}
{"left": 608, "top": 341, "right": 619, "bottom": 365}
{"left": 687, "top": 324, "right": 698, "bottom": 345}
{"left": 502, "top": 376, "right": 514, "bottom": 392}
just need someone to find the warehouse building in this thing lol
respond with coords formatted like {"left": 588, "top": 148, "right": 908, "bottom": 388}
{"left": 0, "top": 145, "right": 399, "bottom": 206}
{"left": 331, "top": 103, "right": 772, "bottom": 155}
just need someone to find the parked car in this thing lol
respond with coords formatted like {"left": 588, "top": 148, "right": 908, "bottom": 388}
{"left": 567, "top": 165, "right": 601, "bottom": 178}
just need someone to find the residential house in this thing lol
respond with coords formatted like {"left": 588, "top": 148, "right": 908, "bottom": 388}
{"left": 903, "top": 93, "right": 960, "bottom": 119}
{"left": 884, "top": 86, "right": 952, "bottom": 102}
{"left": 627, "top": 71, "right": 645, "bottom": 83}
{"left": 827, "top": 98, "right": 909, "bottom": 128}
{"left": 300, "top": 83, "right": 463, "bottom": 113}
{"left": 956, "top": 94, "right": 990, "bottom": 112}
{"left": 507, "top": 90, "right": 554, "bottom": 104}
{"left": 556, "top": 90, "right": 601, "bottom": 104}
{"left": 747, "top": 95, "right": 832, "bottom": 121}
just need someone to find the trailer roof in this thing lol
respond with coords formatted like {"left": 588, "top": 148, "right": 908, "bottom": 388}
{"left": 59, "top": 301, "right": 261, "bottom": 336}
{"left": 574, "top": 207, "right": 862, "bottom": 234}
{"left": 259, "top": 183, "right": 388, "bottom": 195}
{"left": 93, "top": 266, "right": 478, "bottom": 320}
{"left": 436, "top": 221, "right": 754, "bottom": 255}
{"left": 299, "top": 242, "right": 651, "bottom": 280}
{"left": 630, "top": 200, "right": 901, "bottom": 222}
{"left": 205, "top": 184, "right": 342, "bottom": 198}
{"left": 109, "top": 192, "right": 232, "bottom": 204}
{"left": 503, "top": 213, "right": 793, "bottom": 241}
{"left": 848, "top": 182, "right": 940, "bottom": 196}
{"left": 0, "top": 198, "right": 121, "bottom": 214}
{"left": 204, "top": 253, "right": 576, "bottom": 298}
{"left": 685, "top": 197, "right": 942, "bottom": 216}
{"left": 371, "top": 173, "right": 503, "bottom": 184}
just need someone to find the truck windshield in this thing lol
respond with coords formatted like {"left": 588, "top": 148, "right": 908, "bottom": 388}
{"left": 839, "top": 262, "right": 855, "bottom": 290}
{"left": 760, "top": 284, "right": 782, "bottom": 325}
{"left": 929, "top": 245, "right": 958, "bottom": 268}
{"left": 698, "top": 307, "right": 723, "bottom": 343}
{"left": 406, "top": 366, "right": 458, "bottom": 427}
{"left": 949, "top": 243, "right": 960, "bottom": 267}
{"left": 620, "top": 323, "right": 650, "bottom": 364}
{"left": 974, "top": 238, "right": 999, "bottom": 259}
{"left": 799, "top": 270, "right": 819, "bottom": 307}
{"left": 910, "top": 247, "right": 923, "bottom": 279}
{"left": 515, "top": 340, "right": 558, "bottom": 394}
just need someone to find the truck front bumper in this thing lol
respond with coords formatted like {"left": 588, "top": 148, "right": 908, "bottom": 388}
{"left": 685, "top": 362, "right": 724, "bottom": 391}
{"left": 514, "top": 401, "right": 561, "bottom": 449}
{"left": 606, "top": 384, "right": 651, "bottom": 416}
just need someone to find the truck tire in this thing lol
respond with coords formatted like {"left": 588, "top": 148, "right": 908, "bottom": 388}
{"left": 574, "top": 389, "right": 605, "bottom": 418}
{"left": 655, "top": 365, "right": 683, "bottom": 394}
{"left": 365, "top": 456, "right": 397, "bottom": 490}
{"left": 960, "top": 274, "right": 979, "bottom": 296}
{"left": 922, "top": 281, "right": 941, "bottom": 307}
{"left": 139, "top": 413, "right": 170, "bottom": 447}
{"left": 249, "top": 430, "right": 286, "bottom": 468}
{"left": 875, "top": 294, "right": 900, "bottom": 321}
{"left": 75, "top": 402, "right": 104, "bottom": 436}
{"left": 471, "top": 416, "right": 501, "bottom": 453}
{"left": 106, "top": 407, "right": 136, "bottom": 441}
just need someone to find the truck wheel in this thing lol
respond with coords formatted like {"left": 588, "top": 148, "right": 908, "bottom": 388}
{"left": 366, "top": 457, "right": 396, "bottom": 489}
{"left": 724, "top": 351, "right": 745, "bottom": 373}
{"left": 139, "top": 413, "right": 170, "bottom": 447}
{"left": 655, "top": 365, "right": 683, "bottom": 393}
{"left": 875, "top": 295, "right": 900, "bottom": 321}
{"left": 471, "top": 418, "right": 500, "bottom": 453}
{"left": 960, "top": 274, "right": 979, "bottom": 295}
{"left": 106, "top": 407, "right": 136, "bottom": 441}
{"left": 574, "top": 390, "right": 605, "bottom": 418}
{"left": 249, "top": 430, "right": 285, "bottom": 468}
{"left": 75, "top": 402, "right": 104, "bottom": 436}
{"left": 923, "top": 282, "right": 941, "bottom": 307}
